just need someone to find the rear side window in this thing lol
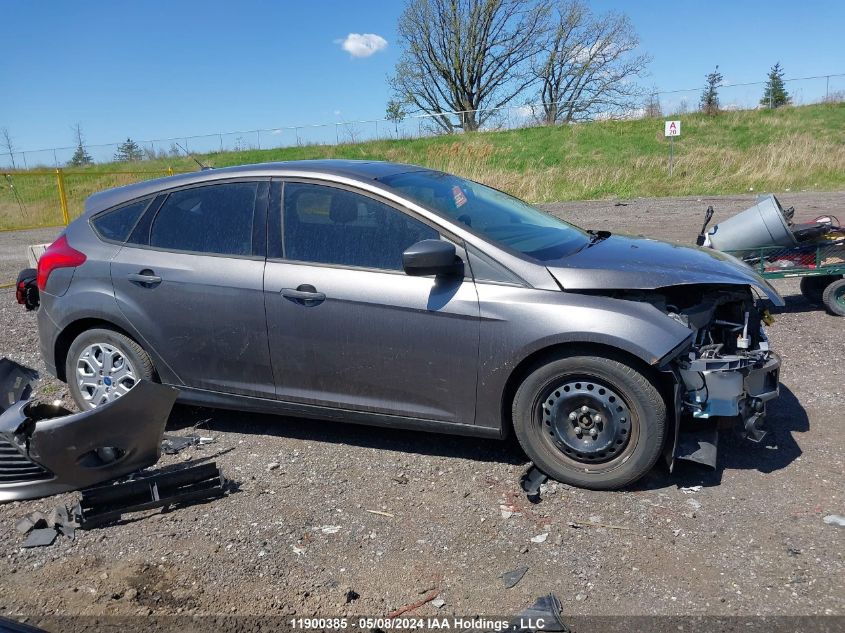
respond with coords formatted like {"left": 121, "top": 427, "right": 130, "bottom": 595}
{"left": 91, "top": 198, "right": 150, "bottom": 242}
{"left": 150, "top": 182, "right": 257, "bottom": 256}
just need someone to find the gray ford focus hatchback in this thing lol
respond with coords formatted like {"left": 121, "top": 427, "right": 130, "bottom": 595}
{"left": 33, "top": 160, "right": 783, "bottom": 489}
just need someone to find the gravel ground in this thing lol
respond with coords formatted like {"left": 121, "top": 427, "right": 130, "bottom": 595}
{"left": 0, "top": 192, "right": 842, "bottom": 625}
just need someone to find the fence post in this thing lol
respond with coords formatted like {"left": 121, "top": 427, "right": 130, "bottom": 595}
{"left": 55, "top": 168, "right": 70, "bottom": 225}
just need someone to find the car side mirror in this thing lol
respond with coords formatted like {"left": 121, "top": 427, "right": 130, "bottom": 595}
{"left": 402, "top": 240, "right": 462, "bottom": 277}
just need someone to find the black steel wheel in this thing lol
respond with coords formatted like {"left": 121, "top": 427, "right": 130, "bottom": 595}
{"left": 541, "top": 379, "right": 635, "bottom": 465}
{"left": 512, "top": 352, "right": 666, "bottom": 490}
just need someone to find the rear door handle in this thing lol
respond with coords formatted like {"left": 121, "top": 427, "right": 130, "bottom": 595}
{"left": 281, "top": 285, "right": 325, "bottom": 306}
{"left": 127, "top": 271, "right": 162, "bottom": 286}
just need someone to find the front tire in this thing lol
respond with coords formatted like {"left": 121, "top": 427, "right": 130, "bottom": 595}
{"left": 66, "top": 328, "right": 154, "bottom": 410}
{"left": 512, "top": 353, "right": 666, "bottom": 490}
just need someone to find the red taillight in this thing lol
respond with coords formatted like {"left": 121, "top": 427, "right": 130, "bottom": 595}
{"left": 37, "top": 235, "right": 87, "bottom": 291}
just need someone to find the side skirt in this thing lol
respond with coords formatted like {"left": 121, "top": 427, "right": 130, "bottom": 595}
{"left": 174, "top": 386, "right": 504, "bottom": 440}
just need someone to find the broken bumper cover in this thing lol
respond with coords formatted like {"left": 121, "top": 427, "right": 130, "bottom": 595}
{"left": 0, "top": 381, "right": 179, "bottom": 502}
{"left": 680, "top": 352, "right": 781, "bottom": 441}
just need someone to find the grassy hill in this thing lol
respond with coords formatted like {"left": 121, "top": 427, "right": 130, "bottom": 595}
{"left": 2, "top": 103, "right": 844, "bottom": 229}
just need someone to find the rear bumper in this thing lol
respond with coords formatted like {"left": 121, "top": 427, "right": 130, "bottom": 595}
{"left": 36, "top": 300, "right": 60, "bottom": 379}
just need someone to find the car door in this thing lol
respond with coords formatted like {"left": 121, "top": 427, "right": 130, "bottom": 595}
{"left": 263, "top": 180, "right": 480, "bottom": 425}
{"left": 110, "top": 179, "right": 276, "bottom": 398}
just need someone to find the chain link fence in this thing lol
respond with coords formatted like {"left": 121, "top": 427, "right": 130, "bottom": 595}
{"left": 3, "top": 74, "right": 843, "bottom": 170}
{"left": 0, "top": 169, "right": 190, "bottom": 231}
{"left": 1, "top": 73, "right": 843, "bottom": 231}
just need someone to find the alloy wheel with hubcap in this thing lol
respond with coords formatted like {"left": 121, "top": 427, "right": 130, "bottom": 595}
{"left": 66, "top": 328, "right": 155, "bottom": 411}
{"left": 76, "top": 343, "right": 138, "bottom": 407}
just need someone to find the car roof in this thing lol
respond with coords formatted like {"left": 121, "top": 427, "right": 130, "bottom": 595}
{"left": 84, "top": 160, "right": 429, "bottom": 215}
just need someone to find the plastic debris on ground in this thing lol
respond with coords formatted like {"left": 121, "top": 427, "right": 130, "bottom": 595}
{"left": 73, "top": 462, "right": 229, "bottom": 529}
{"left": 680, "top": 485, "right": 702, "bottom": 494}
{"left": 502, "top": 566, "right": 529, "bottom": 589}
{"left": 822, "top": 514, "right": 845, "bottom": 528}
{"left": 161, "top": 434, "right": 216, "bottom": 455}
{"left": 16, "top": 505, "right": 76, "bottom": 547}
{"left": 508, "top": 594, "right": 570, "bottom": 632}
{"left": 520, "top": 464, "right": 549, "bottom": 504}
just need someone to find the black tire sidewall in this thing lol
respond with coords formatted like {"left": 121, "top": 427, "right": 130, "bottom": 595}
{"left": 66, "top": 328, "right": 154, "bottom": 410}
{"left": 822, "top": 279, "right": 845, "bottom": 316}
{"left": 512, "top": 355, "right": 666, "bottom": 490}
{"left": 800, "top": 275, "right": 841, "bottom": 305}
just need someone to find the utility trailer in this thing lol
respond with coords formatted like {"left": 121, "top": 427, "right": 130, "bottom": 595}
{"left": 697, "top": 195, "right": 845, "bottom": 316}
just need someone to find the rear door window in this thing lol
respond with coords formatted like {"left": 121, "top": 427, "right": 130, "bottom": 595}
{"left": 91, "top": 198, "right": 151, "bottom": 242}
{"left": 150, "top": 182, "right": 258, "bottom": 256}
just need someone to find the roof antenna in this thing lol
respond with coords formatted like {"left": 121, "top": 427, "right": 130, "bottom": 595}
{"left": 173, "top": 141, "right": 212, "bottom": 171}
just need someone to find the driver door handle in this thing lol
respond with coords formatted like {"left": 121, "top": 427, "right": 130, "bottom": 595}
{"left": 281, "top": 285, "right": 326, "bottom": 306}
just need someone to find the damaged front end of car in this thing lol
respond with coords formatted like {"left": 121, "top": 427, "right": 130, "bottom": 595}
{"left": 0, "top": 360, "right": 179, "bottom": 502}
{"left": 566, "top": 283, "right": 781, "bottom": 470}
{"left": 547, "top": 234, "right": 784, "bottom": 470}
{"left": 654, "top": 285, "right": 781, "bottom": 467}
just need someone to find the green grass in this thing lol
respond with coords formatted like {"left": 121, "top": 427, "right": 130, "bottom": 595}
{"left": 2, "top": 102, "right": 844, "bottom": 230}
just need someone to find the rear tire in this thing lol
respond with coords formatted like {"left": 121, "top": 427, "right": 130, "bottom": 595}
{"left": 822, "top": 279, "right": 845, "bottom": 316}
{"left": 66, "top": 328, "right": 154, "bottom": 410}
{"left": 800, "top": 275, "right": 841, "bottom": 305}
{"left": 512, "top": 353, "right": 666, "bottom": 490}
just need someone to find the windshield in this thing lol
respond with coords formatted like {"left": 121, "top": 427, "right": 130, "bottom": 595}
{"left": 379, "top": 171, "right": 590, "bottom": 261}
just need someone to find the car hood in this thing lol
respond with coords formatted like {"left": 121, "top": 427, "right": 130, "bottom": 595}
{"left": 546, "top": 233, "right": 784, "bottom": 306}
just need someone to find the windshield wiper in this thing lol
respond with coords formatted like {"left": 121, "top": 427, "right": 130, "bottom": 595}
{"left": 586, "top": 229, "right": 611, "bottom": 246}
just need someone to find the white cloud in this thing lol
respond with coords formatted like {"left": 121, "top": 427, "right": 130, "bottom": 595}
{"left": 337, "top": 33, "right": 387, "bottom": 58}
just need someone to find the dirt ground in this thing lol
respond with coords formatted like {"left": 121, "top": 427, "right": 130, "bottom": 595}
{"left": 0, "top": 191, "right": 843, "bottom": 628}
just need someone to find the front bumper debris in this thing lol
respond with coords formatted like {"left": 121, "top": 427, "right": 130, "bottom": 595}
{"left": 0, "top": 368, "right": 179, "bottom": 502}
{"left": 674, "top": 352, "right": 780, "bottom": 468}
{"left": 74, "top": 462, "right": 228, "bottom": 529}
{"left": 680, "top": 352, "right": 780, "bottom": 440}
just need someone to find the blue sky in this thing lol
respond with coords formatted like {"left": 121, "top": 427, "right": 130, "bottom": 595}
{"left": 1, "top": 0, "right": 843, "bottom": 155}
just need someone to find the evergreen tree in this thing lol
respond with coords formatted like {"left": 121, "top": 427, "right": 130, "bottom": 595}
{"left": 760, "top": 62, "right": 791, "bottom": 108}
{"left": 114, "top": 137, "right": 144, "bottom": 162}
{"left": 700, "top": 65, "right": 723, "bottom": 115}
{"left": 68, "top": 124, "right": 93, "bottom": 166}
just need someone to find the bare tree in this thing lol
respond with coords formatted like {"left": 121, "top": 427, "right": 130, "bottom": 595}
{"left": 390, "top": 0, "right": 551, "bottom": 133}
{"left": 533, "top": 1, "right": 650, "bottom": 124}
{"left": 1, "top": 127, "right": 16, "bottom": 169}
{"left": 643, "top": 87, "right": 662, "bottom": 118}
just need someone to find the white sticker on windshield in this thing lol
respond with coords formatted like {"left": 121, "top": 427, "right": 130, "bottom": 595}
{"left": 452, "top": 185, "right": 468, "bottom": 208}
